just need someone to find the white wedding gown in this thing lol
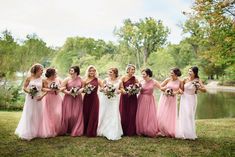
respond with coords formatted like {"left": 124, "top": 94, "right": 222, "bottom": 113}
{"left": 176, "top": 81, "right": 197, "bottom": 140}
{"left": 15, "top": 78, "right": 43, "bottom": 140}
{"left": 97, "top": 78, "right": 123, "bottom": 140}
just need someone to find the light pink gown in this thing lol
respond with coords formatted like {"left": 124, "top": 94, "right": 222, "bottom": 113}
{"left": 41, "top": 79, "right": 63, "bottom": 138}
{"left": 15, "top": 78, "right": 43, "bottom": 140}
{"left": 59, "top": 77, "right": 84, "bottom": 136}
{"left": 136, "top": 79, "right": 158, "bottom": 137}
{"left": 176, "top": 81, "right": 197, "bottom": 140}
{"left": 157, "top": 79, "right": 180, "bottom": 137}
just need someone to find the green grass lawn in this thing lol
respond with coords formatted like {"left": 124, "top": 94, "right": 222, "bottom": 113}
{"left": 0, "top": 111, "right": 234, "bottom": 157}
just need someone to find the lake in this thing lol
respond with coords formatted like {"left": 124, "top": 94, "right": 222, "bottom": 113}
{"left": 155, "top": 90, "right": 235, "bottom": 119}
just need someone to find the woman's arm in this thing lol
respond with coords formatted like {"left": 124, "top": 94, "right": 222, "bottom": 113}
{"left": 42, "top": 79, "right": 53, "bottom": 92}
{"left": 160, "top": 78, "right": 170, "bottom": 91}
{"left": 154, "top": 80, "right": 161, "bottom": 89}
{"left": 61, "top": 78, "right": 71, "bottom": 95}
{"left": 198, "top": 80, "right": 207, "bottom": 93}
{"left": 23, "top": 77, "right": 31, "bottom": 93}
{"left": 119, "top": 76, "right": 126, "bottom": 94}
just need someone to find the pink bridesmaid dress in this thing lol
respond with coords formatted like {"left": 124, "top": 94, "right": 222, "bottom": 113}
{"left": 41, "top": 79, "right": 63, "bottom": 138}
{"left": 157, "top": 79, "right": 180, "bottom": 137}
{"left": 136, "top": 79, "right": 158, "bottom": 137}
{"left": 60, "top": 77, "right": 84, "bottom": 136}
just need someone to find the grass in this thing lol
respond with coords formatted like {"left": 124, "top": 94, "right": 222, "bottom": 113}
{"left": 0, "top": 111, "right": 235, "bottom": 157}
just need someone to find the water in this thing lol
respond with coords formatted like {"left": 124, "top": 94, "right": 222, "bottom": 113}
{"left": 196, "top": 91, "right": 235, "bottom": 119}
{"left": 154, "top": 90, "right": 235, "bottom": 119}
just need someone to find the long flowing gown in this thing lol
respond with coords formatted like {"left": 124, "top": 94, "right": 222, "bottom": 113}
{"left": 119, "top": 76, "right": 138, "bottom": 136}
{"left": 41, "top": 79, "right": 63, "bottom": 138}
{"left": 15, "top": 78, "right": 43, "bottom": 140}
{"left": 60, "top": 77, "right": 84, "bottom": 136}
{"left": 176, "top": 81, "right": 197, "bottom": 140}
{"left": 157, "top": 79, "right": 180, "bottom": 137}
{"left": 97, "top": 78, "right": 123, "bottom": 140}
{"left": 136, "top": 79, "right": 158, "bottom": 137}
{"left": 83, "top": 78, "right": 99, "bottom": 137}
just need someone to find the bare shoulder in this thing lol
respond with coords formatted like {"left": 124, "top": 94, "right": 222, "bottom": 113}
{"left": 121, "top": 76, "right": 126, "bottom": 82}
{"left": 25, "top": 76, "right": 32, "bottom": 82}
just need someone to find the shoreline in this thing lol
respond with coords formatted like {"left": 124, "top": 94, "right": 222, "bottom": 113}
{"left": 206, "top": 85, "right": 235, "bottom": 92}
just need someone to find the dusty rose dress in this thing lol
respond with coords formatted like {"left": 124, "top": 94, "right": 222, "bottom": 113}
{"left": 60, "top": 77, "right": 84, "bottom": 136}
{"left": 42, "top": 79, "right": 63, "bottom": 138}
{"left": 136, "top": 79, "right": 158, "bottom": 137}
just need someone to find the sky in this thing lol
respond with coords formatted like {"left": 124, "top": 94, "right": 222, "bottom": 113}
{"left": 0, "top": 0, "right": 194, "bottom": 47}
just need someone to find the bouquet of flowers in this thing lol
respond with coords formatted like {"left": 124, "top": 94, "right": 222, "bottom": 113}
{"left": 70, "top": 87, "right": 79, "bottom": 98}
{"left": 83, "top": 84, "right": 96, "bottom": 94}
{"left": 164, "top": 88, "right": 174, "bottom": 96}
{"left": 29, "top": 85, "right": 39, "bottom": 99}
{"left": 103, "top": 83, "right": 116, "bottom": 99}
{"left": 50, "top": 82, "right": 59, "bottom": 94}
{"left": 125, "top": 83, "right": 141, "bottom": 95}
{"left": 192, "top": 80, "right": 200, "bottom": 94}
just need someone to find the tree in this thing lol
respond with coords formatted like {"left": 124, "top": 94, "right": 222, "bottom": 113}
{"left": 0, "top": 30, "right": 19, "bottom": 81}
{"left": 17, "top": 34, "right": 54, "bottom": 78}
{"left": 181, "top": 0, "right": 235, "bottom": 79}
{"left": 115, "top": 17, "right": 170, "bottom": 68}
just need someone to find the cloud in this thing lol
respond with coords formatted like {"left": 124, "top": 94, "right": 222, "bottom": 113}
{"left": 0, "top": 0, "right": 192, "bottom": 46}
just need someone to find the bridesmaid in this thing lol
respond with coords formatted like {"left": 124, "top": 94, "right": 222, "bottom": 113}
{"left": 60, "top": 66, "right": 84, "bottom": 136}
{"left": 157, "top": 68, "right": 182, "bottom": 138}
{"left": 15, "top": 64, "right": 46, "bottom": 140}
{"left": 176, "top": 66, "right": 206, "bottom": 140}
{"left": 119, "top": 64, "right": 139, "bottom": 136}
{"left": 41, "top": 68, "right": 63, "bottom": 138}
{"left": 83, "top": 65, "right": 102, "bottom": 137}
{"left": 136, "top": 68, "right": 161, "bottom": 137}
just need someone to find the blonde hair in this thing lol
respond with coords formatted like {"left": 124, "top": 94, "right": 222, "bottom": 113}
{"left": 126, "top": 64, "right": 136, "bottom": 73}
{"left": 28, "top": 63, "right": 43, "bottom": 76}
{"left": 85, "top": 65, "right": 99, "bottom": 78}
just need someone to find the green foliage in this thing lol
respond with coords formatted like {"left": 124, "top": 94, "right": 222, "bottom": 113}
{"left": 0, "top": 85, "right": 24, "bottom": 110}
{"left": 0, "top": 30, "right": 20, "bottom": 78}
{"left": 147, "top": 48, "right": 176, "bottom": 80}
{"left": 181, "top": 0, "right": 235, "bottom": 79}
{"left": 52, "top": 37, "right": 118, "bottom": 76}
{"left": 115, "top": 17, "right": 170, "bottom": 68}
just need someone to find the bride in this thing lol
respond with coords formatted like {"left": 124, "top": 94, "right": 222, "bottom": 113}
{"left": 97, "top": 68, "right": 123, "bottom": 140}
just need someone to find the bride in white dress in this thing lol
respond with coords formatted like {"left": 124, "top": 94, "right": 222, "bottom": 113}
{"left": 97, "top": 68, "right": 123, "bottom": 140}
{"left": 176, "top": 66, "right": 206, "bottom": 140}
{"left": 15, "top": 64, "right": 46, "bottom": 140}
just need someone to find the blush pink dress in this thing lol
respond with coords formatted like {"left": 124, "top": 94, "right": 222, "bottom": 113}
{"left": 157, "top": 79, "right": 180, "bottom": 137}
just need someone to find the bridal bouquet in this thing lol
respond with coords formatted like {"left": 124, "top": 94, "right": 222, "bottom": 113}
{"left": 83, "top": 84, "right": 96, "bottom": 94}
{"left": 192, "top": 80, "right": 200, "bottom": 94}
{"left": 125, "top": 83, "right": 141, "bottom": 95}
{"left": 164, "top": 88, "right": 174, "bottom": 96}
{"left": 29, "top": 85, "right": 39, "bottom": 99}
{"left": 50, "top": 82, "right": 59, "bottom": 94}
{"left": 70, "top": 87, "right": 80, "bottom": 98}
{"left": 103, "top": 84, "right": 116, "bottom": 99}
